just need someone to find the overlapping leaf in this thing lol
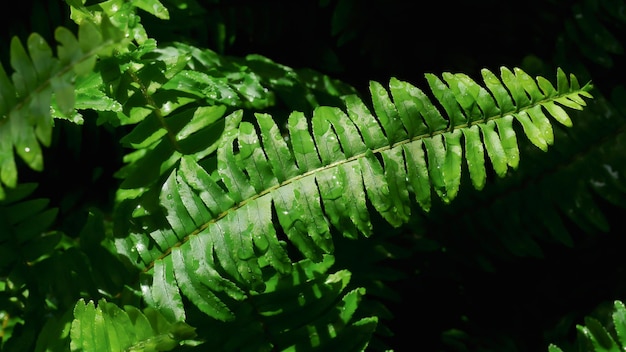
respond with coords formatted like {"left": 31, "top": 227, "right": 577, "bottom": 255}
{"left": 115, "top": 67, "right": 593, "bottom": 322}
{"left": 189, "top": 255, "right": 377, "bottom": 351}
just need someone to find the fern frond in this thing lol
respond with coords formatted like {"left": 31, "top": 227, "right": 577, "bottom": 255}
{"left": 0, "top": 6, "right": 132, "bottom": 199}
{"left": 0, "top": 0, "right": 175, "bottom": 199}
{"left": 549, "top": 300, "right": 626, "bottom": 352}
{"left": 115, "top": 67, "right": 593, "bottom": 321}
{"left": 70, "top": 298, "right": 197, "bottom": 351}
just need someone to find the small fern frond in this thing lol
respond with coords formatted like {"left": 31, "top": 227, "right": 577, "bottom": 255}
{"left": 0, "top": 0, "right": 170, "bottom": 199}
{"left": 549, "top": 300, "right": 626, "bottom": 352}
{"left": 0, "top": 20, "right": 125, "bottom": 198}
{"left": 70, "top": 298, "right": 197, "bottom": 351}
{"left": 115, "top": 67, "right": 593, "bottom": 321}
{"left": 0, "top": 0, "right": 174, "bottom": 199}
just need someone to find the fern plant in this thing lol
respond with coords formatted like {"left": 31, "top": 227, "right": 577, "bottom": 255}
{"left": 0, "top": 0, "right": 610, "bottom": 351}
{"left": 115, "top": 65, "right": 592, "bottom": 323}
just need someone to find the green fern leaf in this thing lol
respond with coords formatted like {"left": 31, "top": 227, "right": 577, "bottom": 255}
{"left": 577, "top": 316, "right": 620, "bottom": 351}
{"left": 133, "top": 0, "right": 170, "bottom": 20}
{"left": 561, "top": 301, "right": 626, "bottom": 352}
{"left": 70, "top": 298, "right": 197, "bottom": 352}
{"left": 0, "top": 12, "right": 128, "bottom": 198}
{"left": 0, "top": 0, "right": 177, "bottom": 199}
{"left": 116, "top": 67, "right": 593, "bottom": 322}
{"left": 612, "top": 300, "right": 626, "bottom": 348}
{"left": 548, "top": 344, "right": 565, "bottom": 352}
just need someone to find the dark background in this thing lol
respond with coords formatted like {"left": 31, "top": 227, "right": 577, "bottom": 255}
{"left": 2, "top": 1, "right": 626, "bottom": 351}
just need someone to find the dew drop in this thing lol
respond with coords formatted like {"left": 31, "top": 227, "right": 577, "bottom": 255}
{"left": 24, "top": 147, "right": 31, "bottom": 153}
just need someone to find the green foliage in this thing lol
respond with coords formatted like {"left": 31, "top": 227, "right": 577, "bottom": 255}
{"left": 0, "top": 0, "right": 624, "bottom": 351}
{"left": 70, "top": 298, "right": 197, "bottom": 352}
{"left": 187, "top": 255, "right": 377, "bottom": 351}
{"left": 0, "top": 0, "right": 130, "bottom": 198}
{"left": 115, "top": 66, "right": 591, "bottom": 327}
{"left": 549, "top": 300, "right": 626, "bottom": 352}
